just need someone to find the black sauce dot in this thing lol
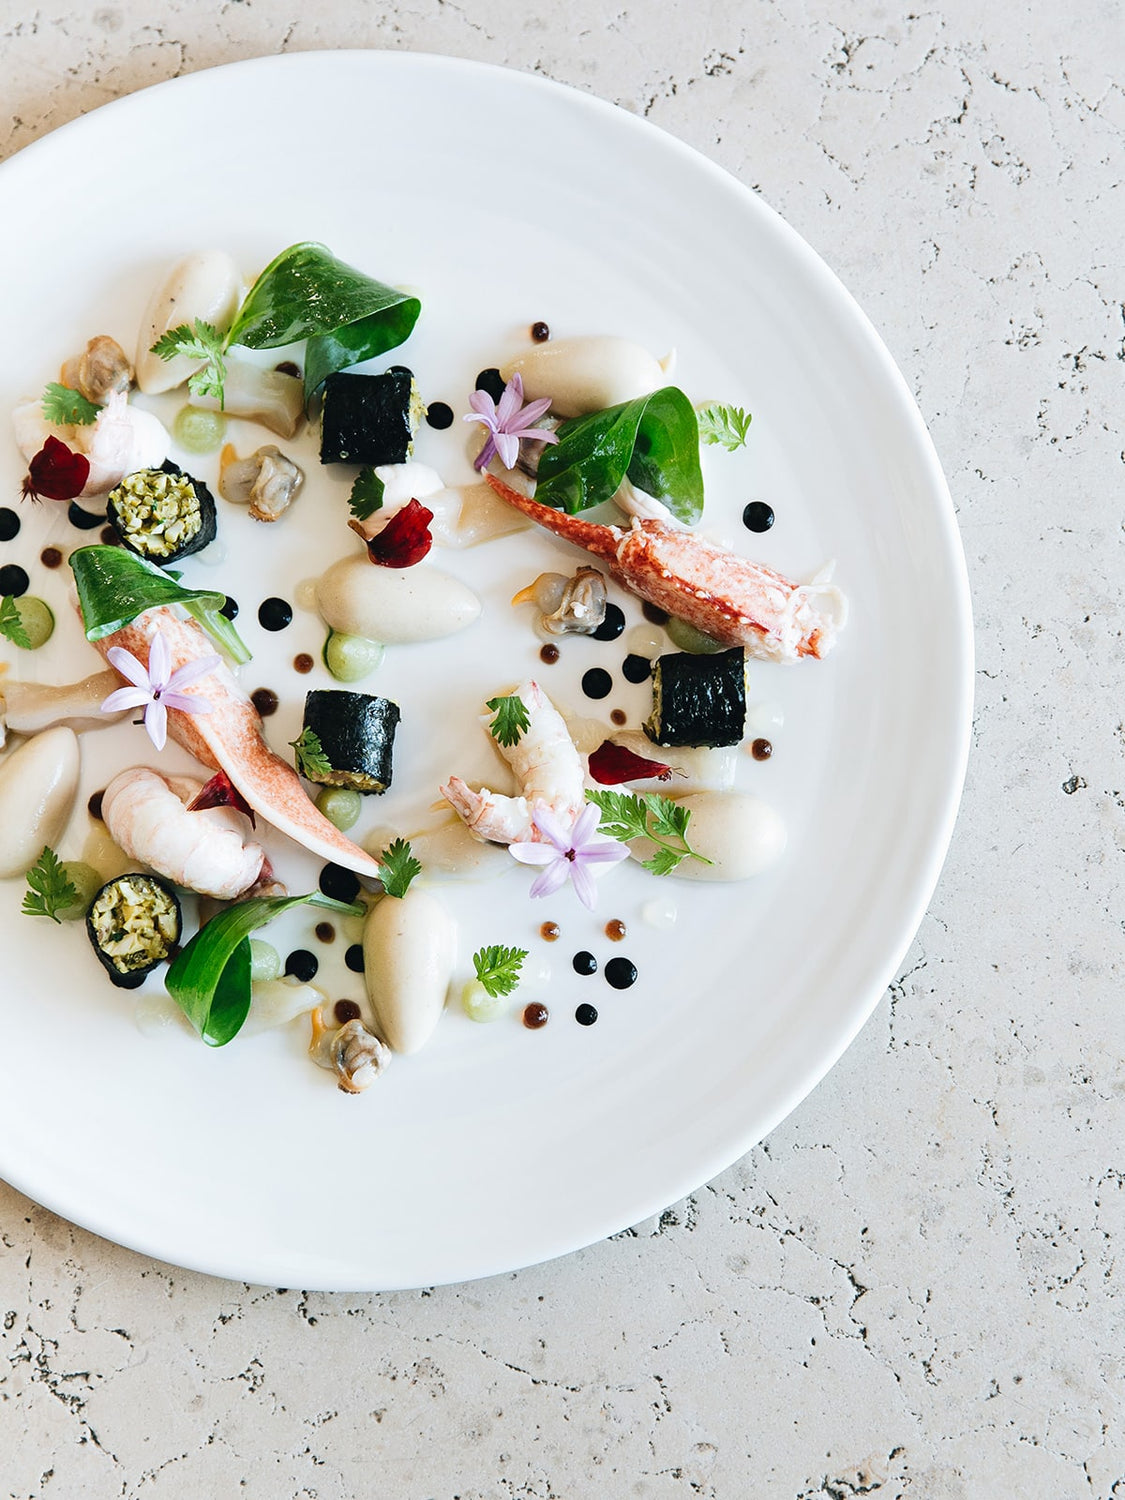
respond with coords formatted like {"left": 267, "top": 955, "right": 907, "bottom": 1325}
{"left": 475, "top": 368, "right": 506, "bottom": 403}
{"left": 258, "top": 597, "right": 293, "bottom": 631}
{"left": 531, "top": 321, "right": 550, "bottom": 343}
{"left": 67, "top": 502, "right": 105, "bottom": 531}
{"left": 605, "top": 957, "right": 638, "bottom": 990}
{"left": 0, "top": 564, "right": 29, "bottom": 597}
{"left": 575, "top": 1003, "right": 598, "bottom": 1026}
{"left": 345, "top": 943, "right": 365, "bottom": 974}
{"left": 87, "top": 790, "right": 105, "bottom": 821}
{"left": 622, "top": 654, "right": 652, "bottom": 684}
{"left": 572, "top": 950, "right": 598, "bottom": 976}
{"left": 40, "top": 547, "right": 63, "bottom": 569}
{"left": 100, "top": 526, "right": 118, "bottom": 546}
{"left": 0, "top": 508, "right": 20, "bottom": 541}
{"left": 220, "top": 595, "right": 239, "bottom": 621}
{"left": 251, "top": 688, "right": 278, "bottom": 717}
{"left": 319, "top": 863, "right": 361, "bottom": 905}
{"left": 593, "top": 603, "right": 625, "bottom": 642}
{"left": 425, "top": 401, "right": 454, "bottom": 430}
{"left": 642, "top": 601, "right": 669, "bottom": 626}
{"left": 285, "top": 949, "right": 319, "bottom": 981}
{"left": 742, "top": 501, "right": 775, "bottom": 533}
{"left": 334, "top": 999, "right": 361, "bottom": 1024}
{"left": 582, "top": 667, "right": 613, "bottom": 700}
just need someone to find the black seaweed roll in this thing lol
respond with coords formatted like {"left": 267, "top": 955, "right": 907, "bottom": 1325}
{"left": 302, "top": 689, "right": 400, "bottom": 794}
{"left": 644, "top": 647, "right": 748, "bottom": 747}
{"left": 319, "top": 370, "right": 422, "bottom": 466}
{"left": 86, "top": 874, "right": 182, "bottom": 989}
{"left": 105, "top": 460, "right": 217, "bottom": 564}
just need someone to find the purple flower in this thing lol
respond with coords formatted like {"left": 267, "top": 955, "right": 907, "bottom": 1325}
{"left": 509, "top": 801, "right": 629, "bottom": 910}
{"left": 100, "top": 627, "right": 219, "bottom": 752}
{"left": 463, "top": 371, "right": 559, "bottom": 472}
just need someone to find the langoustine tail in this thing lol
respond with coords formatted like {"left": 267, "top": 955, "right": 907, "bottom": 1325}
{"left": 483, "top": 475, "right": 623, "bottom": 564}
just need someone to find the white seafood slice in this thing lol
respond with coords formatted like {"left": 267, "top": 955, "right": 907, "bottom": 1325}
{"left": 0, "top": 726, "right": 80, "bottom": 879}
{"left": 135, "top": 250, "right": 242, "bottom": 394}
{"left": 628, "top": 790, "right": 786, "bottom": 881}
{"left": 501, "top": 336, "right": 675, "bottom": 418}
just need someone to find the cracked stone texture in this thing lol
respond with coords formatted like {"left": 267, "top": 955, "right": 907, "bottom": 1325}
{"left": 1, "top": 0, "right": 1123, "bottom": 1495}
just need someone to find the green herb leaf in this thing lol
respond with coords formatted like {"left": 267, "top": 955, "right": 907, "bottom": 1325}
{"left": 535, "top": 386, "right": 704, "bottom": 525}
{"left": 584, "top": 789, "right": 711, "bottom": 876}
{"left": 472, "top": 944, "right": 528, "bottom": 999}
{"left": 42, "top": 382, "right": 100, "bottom": 426}
{"left": 151, "top": 319, "right": 227, "bottom": 408}
{"left": 696, "top": 403, "right": 752, "bottom": 452}
{"left": 375, "top": 837, "right": 422, "bottom": 900}
{"left": 0, "top": 595, "right": 31, "bottom": 651}
{"left": 348, "top": 467, "right": 385, "bottom": 521}
{"left": 289, "top": 726, "right": 332, "bottom": 781}
{"left": 68, "top": 545, "right": 251, "bottom": 664}
{"left": 166, "top": 890, "right": 363, "bottom": 1046}
{"left": 225, "top": 242, "right": 422, "bottom": 402}
{"left": 21, "top": 846, "right": 79, "bottom": 923}
{"left": 486, "top": 694, "right": 530, "bottom": 749}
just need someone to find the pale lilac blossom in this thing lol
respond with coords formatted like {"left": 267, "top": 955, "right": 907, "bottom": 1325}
{"left": 100, "top": 627, "right": 218, "bottom": 752}
{"left": 463, "top": 372, "right": 559, "bottom": 472}
{"left": 509, "top": 800, "right": 629, "bottom": 909}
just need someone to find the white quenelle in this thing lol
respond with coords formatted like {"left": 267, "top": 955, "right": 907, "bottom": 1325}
{"left": 0, "top": 726, "right": 80, "bottom": 879}
{"left": 631, "top": 791, "right": 787, "bottom": 882}
{"left": 362, "top": 886, "right": 458, "bottom": 1054}
{"left": 501, "top": 336, "right": 675, "bottom": 418}
{"left": 315, "top": 553, "right": 481, "bottom": 644}
{"left": 134, "top": 250, "right": 242, "bottom": 394}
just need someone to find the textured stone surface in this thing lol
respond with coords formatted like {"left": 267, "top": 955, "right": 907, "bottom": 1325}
{"left": 2, "top": 1, "right": 1123, "bottom": 1496}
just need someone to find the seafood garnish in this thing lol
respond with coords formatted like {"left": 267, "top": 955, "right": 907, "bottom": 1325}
{"left": 485, "top": 475, "right": 848, "bottom": 663}
{"left": 218, "top": 443, "right": 304, "bottom": 521}
{"left": 60, "top": 335, "right": 133, "bottom": 404}
{"left": 441, "top": 679, "right": 585, "bottom": 845}
{"left": 309, "top": 1007, "right": 390, "bottom": 1093}
{"left": 511, "top": 566, "right": 608, "bottom": 636}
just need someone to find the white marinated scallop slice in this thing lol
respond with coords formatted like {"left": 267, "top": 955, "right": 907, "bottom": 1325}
{"left": 362, "top": 887, "right": 458, "bottom": 1054}
{"left": 0, "top": 726, "right": 80, "bottom": 879}
{"left": 501, "top": 336, "right": 675, "bottom": 418}
{"left": 134, "top": 250, "right": 242, "bottom": 394}
{"left": 192, "top": 361, "right": 303, "bottom": 439}
{"left": 629, "top": 791, "right": 787, "bottom": 882}
{"left": 241, "top": 978, "right": 327, "bottom": 1038}
{"left": 404, "top": 819, "right": 512, "bottom": 881}
{"left": 427, "top": 483, "right": 533, "bottom": 549}
{"left": 315, "top": 553, "right": 481, "bottom": 644}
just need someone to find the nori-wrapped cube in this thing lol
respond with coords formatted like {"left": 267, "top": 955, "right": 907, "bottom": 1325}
{"left": 303, "top": 689, "right": 401, "bottom": 794}
{"left": 319, "top": 371, "right": 420, "bottom": 466}
{"left": 105, "top": 459, "right": 217, "bottom": 563}
{"left": 86, "top": 873, "right": 182, "bottom": 989}
{"left": 644, "top": 647, "right": 748, "bottom": 747}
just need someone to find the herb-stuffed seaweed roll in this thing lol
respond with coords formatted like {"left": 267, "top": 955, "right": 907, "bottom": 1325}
{"left": 644, "top": 647, "right": 748, "bottom": 748}
{"left": 105, "top": 459, "right": 217, "bottom": 563}
{"left": 319, "top": 370, "right": 423, "bottom": 466}
{"left": 301, "top": 689, "right": 400, "bottom": 794}
{"left": 86, "top": 873, "right": 182, "bottom": 989}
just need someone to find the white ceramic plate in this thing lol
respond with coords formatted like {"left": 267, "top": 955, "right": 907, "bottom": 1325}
{"left": 0, "top": 52, "right": 971, "bottom": 1290}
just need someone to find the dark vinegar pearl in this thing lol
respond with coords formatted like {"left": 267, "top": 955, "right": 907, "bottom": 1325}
{"left": 0, "top": 564, "right": 29, "bottom": 597}
{"left": 275, "top": 360, "right": 301, "bottom": 379}
{"left": 475, "top": 368, "right": 506, "bottom": 403}
{"left": 220, "top": 595, "right": 239, "bottom": 621}
{"left": 540, "top": 922, "right": 560, "bottom": 942}
{"left": 575, "top": 1003, "right": 598, "bottom": 1026}
{"left": 87, "top": 790, "right": 105, "bottom": 821}
{"left": 40, "top": 547, "right": 63, "bottom": 569}
{"left": 605, "top": 919, "right": 627, "bottom": 941}
{"left": 345, "top": 943, "right": 366, "bottom": 973}
{"left": 572, "top": 950, "right": 598, "bottom": 976}
{"left": 610, "top": 709, "right": 627, "bottom": 726}
{"left": 582, "top": 668, "right": 613, "bottom": 700}
{"left": 334, "top": 999, "right": 362, "bottom": 1024}
{"left": 642, "top": 602, "right": 669, "bottom": 626}
{"left": 522, "top": 1002, "right": 549, "bottom": 1029}
{"left": 285, "top": 949, "right": 319, "bottom": 981}
{"left": 293, "top": 653, "right": 314, "bottom": 674}
{"left": 622, "top": 654, "right": 652, "bottom": 684}
{"left": 425, "top": 402, "right": 454, "bottom": 430}
{"left": 319, "top": 863, "right": 361, "bottom": 905}
{"left": 742, "top": 501, "right": 775, "bottom": 533}
{"left": 251, "top": 688, "right": 279, "bottom": 717}
{"left": 67, "top": 502, "right": 104, "bottom": 531}
{"left": 99, "top": 526, "right": 118, "bottom": 546}
{"left": 751, "top": 737, "right": 773, "bottom": 761}
{"left": 259, "top": 597, "right": 293, "bottom": 631}
{"left": 605, "top": 957, "right": 638, "bottom": 990}
{"left": 315, "top": 922, "right": 335, "bottom": 943}
{"left": 531, "top": 321, "right": 550, "bottom": 343}
{"left": 0, "top": 508, "right": 20, "bottom": 541}
{"left": 593, "top": 603, "right": 625, "bottom": 642}
{"left": 539, "top": 643, "right": 560, "bottom": 665}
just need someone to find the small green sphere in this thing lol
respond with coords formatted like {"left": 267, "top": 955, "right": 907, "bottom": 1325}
{"left": 461, "top": 979, "right": 507, "bottom": 1024}
{"left": 249, "top": 940, "right": 282, "bottom": 983}
{"left": 10, "top": 596, "right": 55, "bottom": 649}
{"left": 57, "top": 861, "right": 102, "bottom": 920}
{"left": 173, "top": 406, "right": 226, "bottom": 455}
{"left": 323, "top": 631, "right": 384, "bottom": 683}
{"left": 316, "top": 785, "right": 362, "bottom": 832}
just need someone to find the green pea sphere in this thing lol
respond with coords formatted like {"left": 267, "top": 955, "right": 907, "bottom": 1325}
{"left": 316, "top": 786, "right": 362, "bottom": 832}
{"left": 461, "top": 979, "right": 507, "bottom": 1023}
{"left": 249, "top": 940, "right": 282, "bottom": 983}
{"left": 10, "top": 596, "right": 54, "bottom": 650}
{"left": 173, "top": 406, "right": 226, "bottom": 455}
{"left": 323, "top": 631, "right": 384, "bottom": 683}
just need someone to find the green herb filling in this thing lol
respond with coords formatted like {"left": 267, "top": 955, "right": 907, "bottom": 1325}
{"left": 108, "top": 469, "right": 202, "bottom": 558}
{"left": 89, "top": 878, "right": 179, "bottom": 976}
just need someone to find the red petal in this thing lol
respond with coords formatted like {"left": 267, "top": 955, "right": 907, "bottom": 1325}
{"left": 588, "top": 740, "right": 673, "bottom": 785}
{"left": 363, "top": 497, "right": 434, "bottom": 568}
{"left": 187, "top": 769, "right": 257, "bottom": 828}
{"left": 24, "top": 436, "right": 90, "bottom": 502}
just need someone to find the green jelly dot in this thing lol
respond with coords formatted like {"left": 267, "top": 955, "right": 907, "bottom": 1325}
{"left": 316, "top": 786, "right": 362, "bottom": 832}
{"left": 10, "top": 597, "right": 54, "bottom": 650}
{"left": 249, "top": 939, "right": 282, "bottom": 983}
{"left": 173, "top": 406, "right": 226, "bottom": 455}
{"left": 323, "top": 631, "right": 384, "bottom": 683}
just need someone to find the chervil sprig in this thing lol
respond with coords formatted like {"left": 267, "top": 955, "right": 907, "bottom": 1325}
{"left": 696, "top": 403, "right": 752, "bottom": 452}
{"left": 487, "top": 694, "right": 530, "bottom": 749}
{"left": 348, "top": 467, "right": 385, "bottom": 521}
{"left": 289, "top": 726, "right": 332, "bottom": 780}
{"left": 0, "top": 595, "right": 31, "bottom": 650}
{"left": 375, "top": 838, "right": 422, "bottom": 900}
{"left": 584, "top": 789, "right": 712, "bottom": 876}
{"left": 21, "top": 846, "right": 79, "bottom": 922}
{"left": 472, "top": 944, "right": 528, "bottom": 999}
{"left": 42, "top": 382, "right": 100, "bottom": 426}
{"left": 150, "top": 320, "right": 227, "bottom": 407}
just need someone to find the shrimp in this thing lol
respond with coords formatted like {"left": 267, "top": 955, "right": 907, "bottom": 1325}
{"left": 12, "top": 389, "right": 169, "bottom": 498}
{"left": 441, "top": 679, "right": 585, "bottom": 845}
{"left": 102, "top": 766, "right": 267, "bottom": 900}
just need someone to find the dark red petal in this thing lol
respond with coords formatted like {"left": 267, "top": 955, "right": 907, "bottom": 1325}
{"left": 588, "top": 740, "right": 673, "bottom": 785}
{"left": 24, "top": 436, "right": 90, "bottom": 502}
{"left": 362, "top": 497, "right": 434, "bottom": 568}
{"left": 186, "top": 769, "right": 257, "bottom": 828}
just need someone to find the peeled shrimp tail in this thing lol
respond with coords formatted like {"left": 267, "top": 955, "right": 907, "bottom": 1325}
{"left": 440, "top": 776, "right": 535, "bottom": 844}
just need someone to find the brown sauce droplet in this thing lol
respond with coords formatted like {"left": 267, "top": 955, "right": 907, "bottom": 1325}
{"left": 87, "top": 790, "right": 105, "bottom": 821}
{"left": 642, "top": 601, "right": 669, "bottom": 625}
{"left": 294, "top": 653, "right": 314, "bottom": 674}
{"left": 523, "top": 1001, "right": 549, "bottom": 1029}
{"left": 531, "top": 321, "right": 550, "bottom": 342}
{"left": 751, "top": 737, "right": 773, "bottom": 761}
{"left": 605, "top": 919, "right": 627, "bottom": 942}
{"left": 610, "top": 708, "right": 627, "bottom": 726}
{"left": 315, "top": 922, "right": 335, "bottom": 943}
{"left": 275, "top": 360, "right": 301, "bottom": 379}
{"left": 39, "top": 546, "right": 63, "bottom": 569}
{"left": 251, "top": 687, "right": 279, "bottom": 717}
{"left": 334, "top": 999, "right": 361, "bottom": 1024}
{"left": 539, "top": 643, "right": 560, "bottom": 665}
{"left": 540, "top": 921, "right": 560, "bottom": 942}
{"left": 99, "top": 526, "right": 118, "bottom": 546}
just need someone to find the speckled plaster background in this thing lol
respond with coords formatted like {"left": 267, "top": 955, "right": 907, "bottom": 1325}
{"left": 1, "top": 1, "right": 1123, "bottom": 1495}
